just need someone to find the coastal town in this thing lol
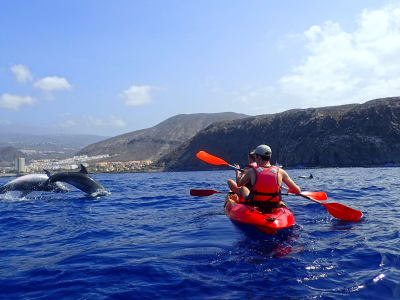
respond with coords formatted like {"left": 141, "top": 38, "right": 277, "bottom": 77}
{"left": 1, "top": 155, "right": 154, "bottom": 176}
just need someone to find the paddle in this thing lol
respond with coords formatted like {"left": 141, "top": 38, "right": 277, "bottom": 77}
{"left": 195, "top": 150, "right": 363, "bottom": 222}
{"left": 304, "top": 196, "right": 363, "bottom": 222}
{"left": 190, "top": 189, "right": 221, "bottom": 196}
{"left": 190, "top": 188, "right": 327, "bottom": 201}
{"left": 281, "top": 183, "right": 363, "bottom": 221}
{"left": 196, "top": 151, "right": 243, "bottom": 171}
{"left": 281, "top": 186, "right": 327, "bottom": 201}
{"left": 190, "top": 188, "right": 362, "bottom": 221}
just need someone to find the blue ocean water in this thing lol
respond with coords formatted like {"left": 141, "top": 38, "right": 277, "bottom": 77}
{"left": 0, "top": 168, "right": 399, "bottom": 299}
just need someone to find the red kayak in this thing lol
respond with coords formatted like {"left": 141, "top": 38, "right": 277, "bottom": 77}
{"left": 224, "top": 193, "right": 295, "bottom": 235}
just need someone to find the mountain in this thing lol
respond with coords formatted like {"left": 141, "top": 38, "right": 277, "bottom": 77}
{"left": 0, "top": 146, "right": 26, "bottom": 167}
{"left": 76, "top": 112, "right": 249, "bottom": 161}
{"left": 156, "top": 97, "right": 400, "bottom": 170}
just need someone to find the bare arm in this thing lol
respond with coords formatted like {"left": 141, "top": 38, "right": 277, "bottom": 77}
{"left": 233, "top": 164, "right": 243, "bottom": 185}
{"left": 280, "top": 169, "right": 301, "bottom": 194}
{"left": 237, "top": 168, "right": 252, "bottom": 187}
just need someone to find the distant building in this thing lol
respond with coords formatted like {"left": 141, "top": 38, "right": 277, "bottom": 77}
{"left": 15, "top": 157, "right": 26, "bottom": 173}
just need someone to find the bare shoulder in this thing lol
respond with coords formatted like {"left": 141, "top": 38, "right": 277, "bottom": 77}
{"left": 279, "top": 168, "right": 288, "bottom": 176}
{"left": 244, "top": 167, "right": 254, "bottom": 174}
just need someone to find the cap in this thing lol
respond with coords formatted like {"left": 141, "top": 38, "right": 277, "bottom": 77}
{"left": 250, "top": 144, "right": 272, "bottom": 156}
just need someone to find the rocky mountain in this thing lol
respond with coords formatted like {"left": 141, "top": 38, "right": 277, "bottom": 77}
{"left": 156, "top": 97, "right": 400, "bottom": 170}
{"left": 0, "top": 146, "right": 26, "bottom": 167}
{"left": 76, "top": 112, "right": 249, "bottom": 161}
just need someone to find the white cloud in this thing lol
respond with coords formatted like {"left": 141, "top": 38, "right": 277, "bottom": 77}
{"left": 0, "top": 93, "right": 36, "bottom": 111}
{"left": 278, "top": 3, "right": 400, "bottom": 107}
{"left": 11, "top": 64, "right": 32, "bottom": 83}
{"left": 120, "top": 85, "right": 153, "bottom": 106}
{"left": 34, "top": 76, "right": 72, "bottom": 92}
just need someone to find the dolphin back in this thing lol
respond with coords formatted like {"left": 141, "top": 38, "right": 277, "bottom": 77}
{"left": 48, "top": 171, "right": 109, "bottom": 197}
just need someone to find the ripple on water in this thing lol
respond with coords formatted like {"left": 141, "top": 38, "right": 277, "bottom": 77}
{"left": 0, "top": 169, "right": 399, "bottom": 299}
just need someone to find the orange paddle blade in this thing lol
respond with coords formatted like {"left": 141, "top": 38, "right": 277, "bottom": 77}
{"left": 196, "top": 151, "right": 230, "bottom": 167}
{"left": 190, "top": 189, "right": 221, "bottom": 196}
{"left": 321, "top": 202, "right": 363, "bottom": 222}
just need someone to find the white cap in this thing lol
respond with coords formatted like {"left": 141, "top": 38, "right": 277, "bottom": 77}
{"left": 250, "top": 144, "right": 272, "bottom": 156}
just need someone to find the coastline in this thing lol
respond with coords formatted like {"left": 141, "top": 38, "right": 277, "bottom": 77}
{"left": 2, "top": 164, "right": 400, "bottom": 178}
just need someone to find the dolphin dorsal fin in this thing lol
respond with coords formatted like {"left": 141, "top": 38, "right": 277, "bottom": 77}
{"left": 44, "top": 169, "right": 51, "bottom": 177}
{"left": 80, "top": 164, "right": 89, "bottom": 174}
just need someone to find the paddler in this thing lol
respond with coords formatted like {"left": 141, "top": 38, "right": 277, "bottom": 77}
{"left": 227, "top": 150, "right": 256, "bottom": 196}
{"left": 234, "top": 144, "right": 301, "bottom": 213}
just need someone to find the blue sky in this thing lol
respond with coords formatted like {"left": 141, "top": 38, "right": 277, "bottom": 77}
{"left": 1, "top": 1, "right": 399, "bottom": 136}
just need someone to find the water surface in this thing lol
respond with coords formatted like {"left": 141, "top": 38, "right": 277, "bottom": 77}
{"left": 0, "top": 168, "right": 399, "bottom": 299}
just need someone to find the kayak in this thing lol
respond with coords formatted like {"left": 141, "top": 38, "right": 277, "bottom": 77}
{"left": 224, "top": 193, "right": 295, "bottom": 235}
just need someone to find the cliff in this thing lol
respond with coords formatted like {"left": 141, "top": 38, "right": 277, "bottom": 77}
{"left": 157, "top": 97, "right": 400, "bottom": 170}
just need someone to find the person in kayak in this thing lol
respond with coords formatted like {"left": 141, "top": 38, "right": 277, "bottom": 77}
{"left": 227, "top": 150, "right": 256, "bottom": 196}
{"left": 236, "top": 144, "right": 301, "bottom": 213}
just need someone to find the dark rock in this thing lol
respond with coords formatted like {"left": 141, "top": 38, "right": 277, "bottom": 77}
{"left": 157, "top": 97, "right": 400, "bottom": 170}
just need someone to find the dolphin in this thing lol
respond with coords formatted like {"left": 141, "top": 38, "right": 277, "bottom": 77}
{"left": 45, "top": 164, "right": 110, "bottom": 197}
{"left": 299, "top": 173, "right": 313, "bottom": 179}
{"left": 0, "top": 173, "right": 69, "bottom": 197}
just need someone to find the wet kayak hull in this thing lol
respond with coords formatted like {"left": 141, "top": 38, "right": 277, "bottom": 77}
{"left": 224, "top": 193, "right": 295, "bottom": 235}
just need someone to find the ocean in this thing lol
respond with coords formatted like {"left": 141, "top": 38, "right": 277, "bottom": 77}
{"left": 0, "top": 168, "right": 399, "bottom": 299}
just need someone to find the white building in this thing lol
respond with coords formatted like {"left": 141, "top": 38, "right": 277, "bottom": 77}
{"left": 15, "top": 157, "right": 26, "bottom": 173}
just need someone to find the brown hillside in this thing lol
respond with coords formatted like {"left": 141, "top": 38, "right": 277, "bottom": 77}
{"left": 77, "top": 112, "right": 248, "bottom": 161}
{"left": 156, "top": 97, "right": 400, "bottom": 170}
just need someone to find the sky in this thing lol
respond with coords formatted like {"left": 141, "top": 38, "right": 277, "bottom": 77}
{"left": 1, "top": 0, "right": 400, "bottom": 137}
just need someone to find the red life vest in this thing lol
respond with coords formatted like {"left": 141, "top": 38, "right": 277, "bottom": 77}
{"left": 250, "top": 165, "right": 281, "bottom": 203}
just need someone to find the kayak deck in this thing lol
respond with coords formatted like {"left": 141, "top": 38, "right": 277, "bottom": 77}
{"left": 224, "top": 193, "right": 295, "bottom": 235}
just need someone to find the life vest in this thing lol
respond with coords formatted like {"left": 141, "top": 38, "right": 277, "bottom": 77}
{"left": 249, "top": 165, "right": 281, "bottom": 203}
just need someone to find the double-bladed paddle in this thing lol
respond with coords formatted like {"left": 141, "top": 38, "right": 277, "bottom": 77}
{"left": 195, "top": 150, "right": 363, "bottom": 222}
{"left": 190, "top": 188, "right": 328, "bottom": 201}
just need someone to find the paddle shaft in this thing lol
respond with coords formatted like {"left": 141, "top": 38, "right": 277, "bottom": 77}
{"left": 191, "top": 188, "right": 326, "bottom": 200}
{"left": 231, "top": 165, "right": 244, "bottom": 172}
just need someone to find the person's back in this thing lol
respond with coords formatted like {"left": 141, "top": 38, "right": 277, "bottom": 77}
{"left": 250, "top": 164, "right": 281, "bottom": 201}
{"left": 238, "top": 144, "right": 301, "bottom": 212}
